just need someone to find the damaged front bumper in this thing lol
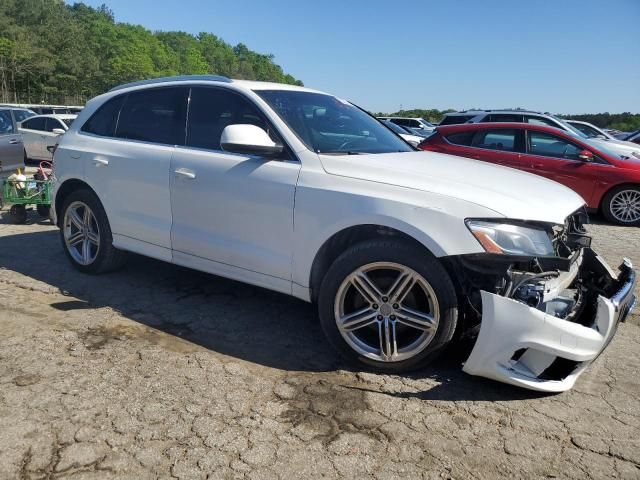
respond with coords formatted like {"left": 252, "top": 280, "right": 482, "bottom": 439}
{"left": 462, "top": 249, "right": 636, "bottom": 392}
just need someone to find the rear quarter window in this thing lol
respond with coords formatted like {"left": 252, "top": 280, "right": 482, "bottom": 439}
{"left": 439, "top": 115, "right": 475, "bottom": 126}
{"left": 82, "top": 95, "right": 126, "bottom": 137}
{"left": 445, "top": 131, "right": 475, "bottom": 146}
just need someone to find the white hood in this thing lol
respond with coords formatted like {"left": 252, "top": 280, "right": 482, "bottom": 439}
{"left": 320, "top": 151, "right": 585, "bottom": 225}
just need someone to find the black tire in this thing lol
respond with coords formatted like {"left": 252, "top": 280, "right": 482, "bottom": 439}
{"left": 601, "top": 185, "right": 640, "bottom": 226}
{"left": 317, "top": 239, "right": 458, "bottom": 373}
{"left": 9, "top": 204, "right": 27, "bottom": 224}
{"left": 37, "top": 204, "right": 50, "bottom": 218}
{"left": 59, "top": 189, "right": 126, "bottom": 274}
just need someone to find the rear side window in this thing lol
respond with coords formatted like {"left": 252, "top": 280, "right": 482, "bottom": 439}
{"left": 22, "top": 117, "right": 46, "bottom": 131}
{"left": 116, "top": 87, "right": 188, "bottom": 145}
{"left": 485, "top": 114, "right": 524, "bottom": 123}
{"left": 439, "top": 115, "right": 475, "bottom": 126}
{"left": 445, "top": 131, "right": 475, "bottom": 146}
{"left": 472, "top": 129, "right": 518, "bottom": 151}
{"left": 82, "top": 95, "right": 125, "bottom": 137}
{"left": 0, "top": 110, "right": 14, "bottom": 134}
{"left": 186, "top": 87, "right": 271, "bottom": 151}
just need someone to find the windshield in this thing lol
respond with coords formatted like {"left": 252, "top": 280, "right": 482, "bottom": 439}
{"left": 256, "top": 90, "right": 413, "bottom": 155}
{"left": 419, "top": 119, "right": 435, "bottom": 128}
{"left": 551, "top": 116, "right": 588, "bottom": 138}
{"left": 581, "top": 137, "right": 628, "bottom": 160}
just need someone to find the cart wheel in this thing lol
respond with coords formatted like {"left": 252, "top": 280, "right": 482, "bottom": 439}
{"left": 9, "top": 205, "right": 27, "bottom": 224}
{"left": 37, "top": 204, "right": 50, "bottom": 218}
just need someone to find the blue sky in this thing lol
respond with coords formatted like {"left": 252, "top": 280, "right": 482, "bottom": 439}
{"left": 71, "top": 0, "right": 639, "bottom": 114}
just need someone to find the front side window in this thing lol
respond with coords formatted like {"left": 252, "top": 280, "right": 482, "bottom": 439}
{"left": 527, "top": 131, "right": 582, "bottom": 160}
{"left": 471, "top": 129, "right": 519, "bottom": 151}
{"left": 21, "top": 117, "right": 46, "bottom": 131}
{"left": 186, "top": 87, "right": 274, "bottom": 151}
{"left": 116, "top": 87, "right": 188, "bottom": 145}
{"left": 0, "top": 110, "right": 14, "bottom": 134}
{"left": 256, "top": 90, "right": 413, "bottom": 155}
{"left": 44, "top": 118, "right": 65, "bottom": 132}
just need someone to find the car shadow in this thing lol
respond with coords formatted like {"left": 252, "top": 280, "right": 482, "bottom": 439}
{"left": 0, "top": 219, "right": 547, "bottom": 401}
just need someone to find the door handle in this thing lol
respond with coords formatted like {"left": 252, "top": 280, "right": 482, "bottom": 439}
{"left": 531, "top": 163, "right": 544, "bottom": 168}
{"left": 93, "top": 158, "right": 109, "bottom": 167}
{"left": 174, "top": 168, "right": 196, "bottom": 179}
{"left": 9, "top": 139, "right": 19, "bottom": 145}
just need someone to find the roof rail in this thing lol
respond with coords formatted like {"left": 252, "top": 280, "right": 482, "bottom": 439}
{"left": 109, "top": 75, "right": 232, "bottom": 92}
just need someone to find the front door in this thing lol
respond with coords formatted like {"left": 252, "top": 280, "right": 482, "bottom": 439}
{"left": 170, "top": 86, "right": 300, "bottom": 287}
{"left": 521, "top": 130, "right": 597, "bottom": 203}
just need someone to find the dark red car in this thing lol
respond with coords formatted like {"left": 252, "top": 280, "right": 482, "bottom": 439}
{"left": 419, "top": 123, "right": 640, "bottom": 226}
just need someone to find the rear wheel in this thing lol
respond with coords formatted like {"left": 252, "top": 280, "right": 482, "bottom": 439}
{"left": 318, "top": 239, "right": 458, "bottom": 373}
{"left": 60, "top": 190, "right": 126, "bottom": 273}
{"left": 602, "top": 186, "right": 640, "bottom": 226}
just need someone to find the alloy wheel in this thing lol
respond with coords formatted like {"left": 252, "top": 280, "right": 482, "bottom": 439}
{"left": 610, "top": 190, "right": 640, "bottom": 223}
{"left": 334, "top": 262, "right": 440, "bottom": 362}
{"left": 63, "top": 201, "right": 100, "bottom": 265}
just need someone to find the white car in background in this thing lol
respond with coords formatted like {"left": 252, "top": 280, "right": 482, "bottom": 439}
{"left": 51, "top": 76, "right": 636, "bottom": 392}
{"left": 380, "top": 119, "right": 424, "bottom": 146}
{"left": 378, "top": 116, "right": 435, "bottom": 133}
{"left": 19, "top": 114, "right": 77, "bottom": 161}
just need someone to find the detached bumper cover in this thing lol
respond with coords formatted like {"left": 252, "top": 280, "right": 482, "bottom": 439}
{"left": 463, "top": 255, "right": 636, "bottom": 392}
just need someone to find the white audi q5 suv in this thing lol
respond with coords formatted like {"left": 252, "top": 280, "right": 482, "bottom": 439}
{"left": 51, "top": 76, "right": 636, "bottom": 392}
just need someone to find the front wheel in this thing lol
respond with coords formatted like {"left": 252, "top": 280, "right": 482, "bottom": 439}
{"left": 602, "top": 186, "right": 640, "bottom": 226}
{"left": 318, "top": 239, "right": 458, "bottom": 373}
{"left": 60, "top": 190, "right": 126, "bottom": 273}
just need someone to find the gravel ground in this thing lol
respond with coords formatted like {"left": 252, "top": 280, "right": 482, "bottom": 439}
{"left": 0, "top": 208, "right": 638, "bottom": 480}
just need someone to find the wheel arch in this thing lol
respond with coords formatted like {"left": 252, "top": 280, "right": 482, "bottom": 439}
{"left": 54, "top": 178, "right": 98, "bottom": 227}
{"left": 308, "top": 223, "right": 441, "bottom": 302}
{"left": 598, "top": 182, "right": 640, "bottom": 212}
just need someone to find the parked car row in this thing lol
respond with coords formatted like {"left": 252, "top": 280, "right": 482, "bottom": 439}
{"left": 47, "top": 75, "right": 636, "bottom": 393}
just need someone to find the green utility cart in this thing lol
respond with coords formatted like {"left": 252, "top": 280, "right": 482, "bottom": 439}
{"left": 1, "top": 176, "right": 52, "bottom": 224}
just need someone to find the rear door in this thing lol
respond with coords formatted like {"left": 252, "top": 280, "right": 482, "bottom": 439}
{"left": 78, "top": 86, "right": 188, "bottom": 258}
{"left": 0, "top": 109, "right": 24, "bottom": 173}
{"left": 520, "top": 130, "right": 597, "bottom": 202}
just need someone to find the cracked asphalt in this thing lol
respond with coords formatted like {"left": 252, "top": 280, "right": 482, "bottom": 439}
{"left": 0, "top": 209, "right": 639, "bottom": 479}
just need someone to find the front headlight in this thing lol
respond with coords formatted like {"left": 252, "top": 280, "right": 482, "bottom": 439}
{"left": 466, "top": 220, "right": 555, "bottom": 256}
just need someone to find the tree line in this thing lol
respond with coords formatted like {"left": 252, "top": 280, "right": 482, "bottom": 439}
{"left": 377, "top": 108, "right": 640, "bottom": 132}
{"left": 0, "top": 0, "right": 302, "bottom": 106}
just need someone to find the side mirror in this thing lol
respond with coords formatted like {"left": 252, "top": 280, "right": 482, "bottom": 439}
{"left": 52, "top": 128, "right": 65, "bottom": 135}
{"left": 578, "top": 150, "right": 594, "bottom": 162}
{"left": 220, "top": 124, "right": 283, "bottom": 156}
